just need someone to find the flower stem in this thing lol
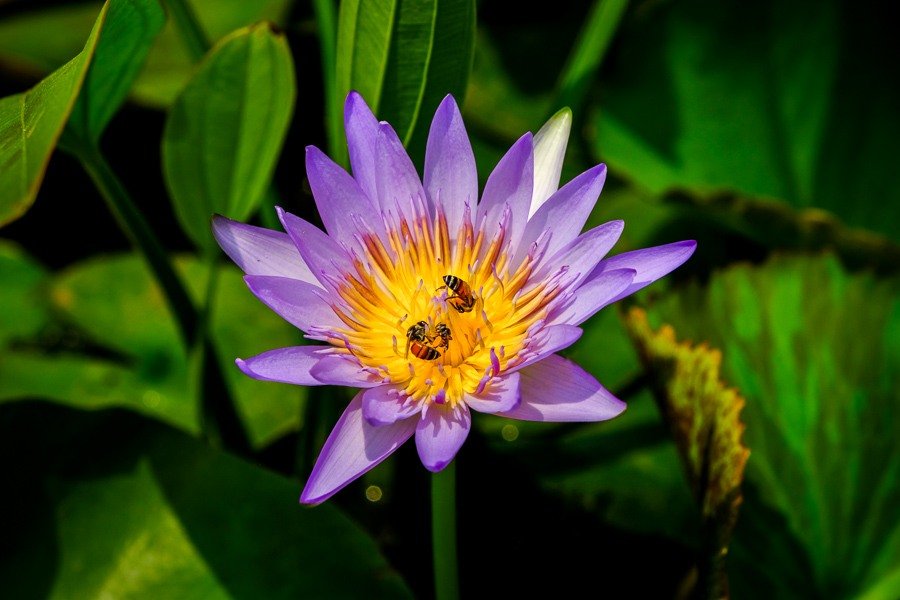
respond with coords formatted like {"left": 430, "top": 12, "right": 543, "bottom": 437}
{"left": 79, "top": 146, "right": 251, "bottom": 456}
{"left": 432, "top": 462, "right": 460, "bottom": 600}
{"left": 79, "top": 146, "right": 198, "bottom": 346}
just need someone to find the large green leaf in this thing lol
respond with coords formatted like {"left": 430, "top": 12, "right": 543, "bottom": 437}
{"left": 0, "top": 2, "right": 108, "bottom": 226}
{"left": 593, "top": 0, "right": 900, "bottom": 242}
{"left": 64, "top": 0, "right": 165, "bottom": 146}
{"left": 0, "top": 0, "right": 293, "bottom": 108}
{"left": 0, "top": 351, "right": 197, "bottom": 432}
{"left": 162, "top": 23, "right": 295, "bottom": 251}
{"left": 0, "top": 401, "right": 412, "bottom": 598}
{"left": 0, "top": 253, "right": 305, "bottom": 447}
{"left": 642, "top": 255, "right": 900, "bottom": 598}
{"left": 334, "top": 0, "right": 476, "bottom": 163}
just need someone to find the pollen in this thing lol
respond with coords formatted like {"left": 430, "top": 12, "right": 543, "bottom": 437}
{"left": 324, "top": 207, "right": 562, "bottom": 409}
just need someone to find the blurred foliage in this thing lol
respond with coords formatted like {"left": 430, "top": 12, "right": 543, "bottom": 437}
{"left": 162, "top": 23, "right": 295, "bottom": 251}
{"left": 1, "top": 249, "right": 305, "bottom": 448}
{"left": 0, "top": 401, "right": 411, "bottom": 598}
{"left": 1, "top": 0, "right": 899, "bottom": 597}
{"left": 0, "top": 0, "right": 293, "bottom": 107}
{"left": 62, "top": 0, "right": 165, "bottom": 147}
{"left": 593, "top": 0, "right": 900, "bottom": 244}
{"left": 644, "top": 255, "right": 900, "bottom": 599}
{"left": 0, "top": 2, "right": 107, "bottom": 226}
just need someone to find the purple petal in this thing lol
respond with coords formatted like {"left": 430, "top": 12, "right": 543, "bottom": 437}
{"left": 548, "top": 268, "right": 637, "bottom": 326}
{"left": 344, "top": 91, "right": 380, "bottom": 203}
{"left": 424, "top": 95, "right": 477, "bottom": 238}
{"left": 362, "top": 385, "right": 421, "bottom": 426}
{"left": 236, "top": 346, "right": 328, "bottom": 385}
{"left": 507, "top": 324, "right": 583, "bottom": 373}
{"left": 212, "top": 215, "right": 318, "bottom": 284}
{"left": 415, "top": 403, "right": 471, "bottom": 472}
{"left": 517, "top": 164, "right": 607, "bottom": 266}
{"left": 236, "top": 348, "right": 380, "bottom": 390}
{"left": 305, "top": 146, "right": 385, "bottom": 245}
{"left": 308, "top": 354, "right": 384, "bottom": 387}
{"left": 244, "top": 275, "right": 342, "bottom": 333}
{"left": 374, "top": 123, "right": 428, "bottom": 223}
{"left": 536, "top": 220, "right": 624, "bottom": 287}
{"left": 464, "top": 372, "right": 521, "bottom": 414}
{"left": 300, "top": 393, "right": 416, "bottom": 504}
{"left": 500, "top": 354, "right": 626, "bottom": 422}
{"left": 477, "top": 133, "right": 534, "bottom": 251}
{"left": 277, "top": 207, "right": 353, "bottom": 285}
{"left": 587, "top": 240, "right": 697, "bottom": 303}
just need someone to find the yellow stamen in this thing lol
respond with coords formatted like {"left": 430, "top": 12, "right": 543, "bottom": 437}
{"left": 330, "top": 214, "right": 560, "bottom": 408}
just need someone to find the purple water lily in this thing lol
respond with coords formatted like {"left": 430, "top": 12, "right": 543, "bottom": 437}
{"left": 213, "top": 92, "right": 695, "bottom": 504}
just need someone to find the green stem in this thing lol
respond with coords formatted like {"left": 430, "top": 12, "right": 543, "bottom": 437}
{"left": 432, "top": 462, "right": 460, "bottom": 600}
{"left": 80, "top": 146, "right": 250, "bottom": 454}
{"left": 79, "top": 146, "right": 198, "bottom": 347}
{"left": 161, "top": 0, "right": 210, "bottom": 60}
{"left": 555, "top": 0, "right": 630, "bottom": 113}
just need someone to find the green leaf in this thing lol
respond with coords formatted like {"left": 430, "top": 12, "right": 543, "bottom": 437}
{"left": 0, "top": 240, "right": 49, "bottom": 344}
{"left": 643, "top": 254, "right": 900, "bottom": 598}
{"left": 65, "top": 0, "right": 165, "bottom": 145}
{"left": 334, "top": 0, "right": 476, "bottom": 163}
{"left": 162, "top": 23, "right": 296, "bottom": 251}
{"left": 0, "top": 351, "right": 198, "bottom": 433}
{"left": 36, "top": 253, "right": 304, "bottom": 447}
{"left": 593, "top": 0, "right": 900, "bottom": 242}
{"left": 0, "top": 0, "right": 293, "bottom": 109}
{"left": 0, "top": 2, "right": 108, "bottom": 226}
{"left": 0, "top": 401, "right": 412, "bottom": 598}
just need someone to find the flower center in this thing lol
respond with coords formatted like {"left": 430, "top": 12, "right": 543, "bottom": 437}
{"left": 325, "top": 206, "right": 562, "bottom": 407}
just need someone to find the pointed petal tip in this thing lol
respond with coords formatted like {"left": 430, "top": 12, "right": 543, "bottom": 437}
{"left": 344, "top": 90, "right": 374, "bottom": 116}
{"left": 299, "top": 486, "right": 329, "bottom": 506}
{"left": 235, "top": 357, "right": 254, "bottom": 378}
{"left": 551, "top": 106, "right": 572, "bottom": 124}
{"left": 305, "top": 144, "right": 324, "bottom": 158}
{"left": 437, "top": 93, "right": 460, "bottom": 112}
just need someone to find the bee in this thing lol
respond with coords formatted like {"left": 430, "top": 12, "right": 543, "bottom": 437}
{"left": 405, "top": 320, "right": 452, "bottom": 360}
{"left": 433, "top": 322, "right": 452, "bottom": 350}
{"left": 406, "top": 320, "right": 429, "bottom": 344}
{"left": 408, "top": 340, "right": 442, "bottom": 361}
{"left": 438, "top": 275, "right": 476, "bottom": 313}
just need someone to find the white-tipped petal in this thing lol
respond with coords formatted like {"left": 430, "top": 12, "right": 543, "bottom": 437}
{"left": 530, "top": 107, "right": 572, "bottom": 217}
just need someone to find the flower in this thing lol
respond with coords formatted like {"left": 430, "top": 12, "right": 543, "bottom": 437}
{"left": 213, "top": 92, "right": 696, "bottom": 504}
